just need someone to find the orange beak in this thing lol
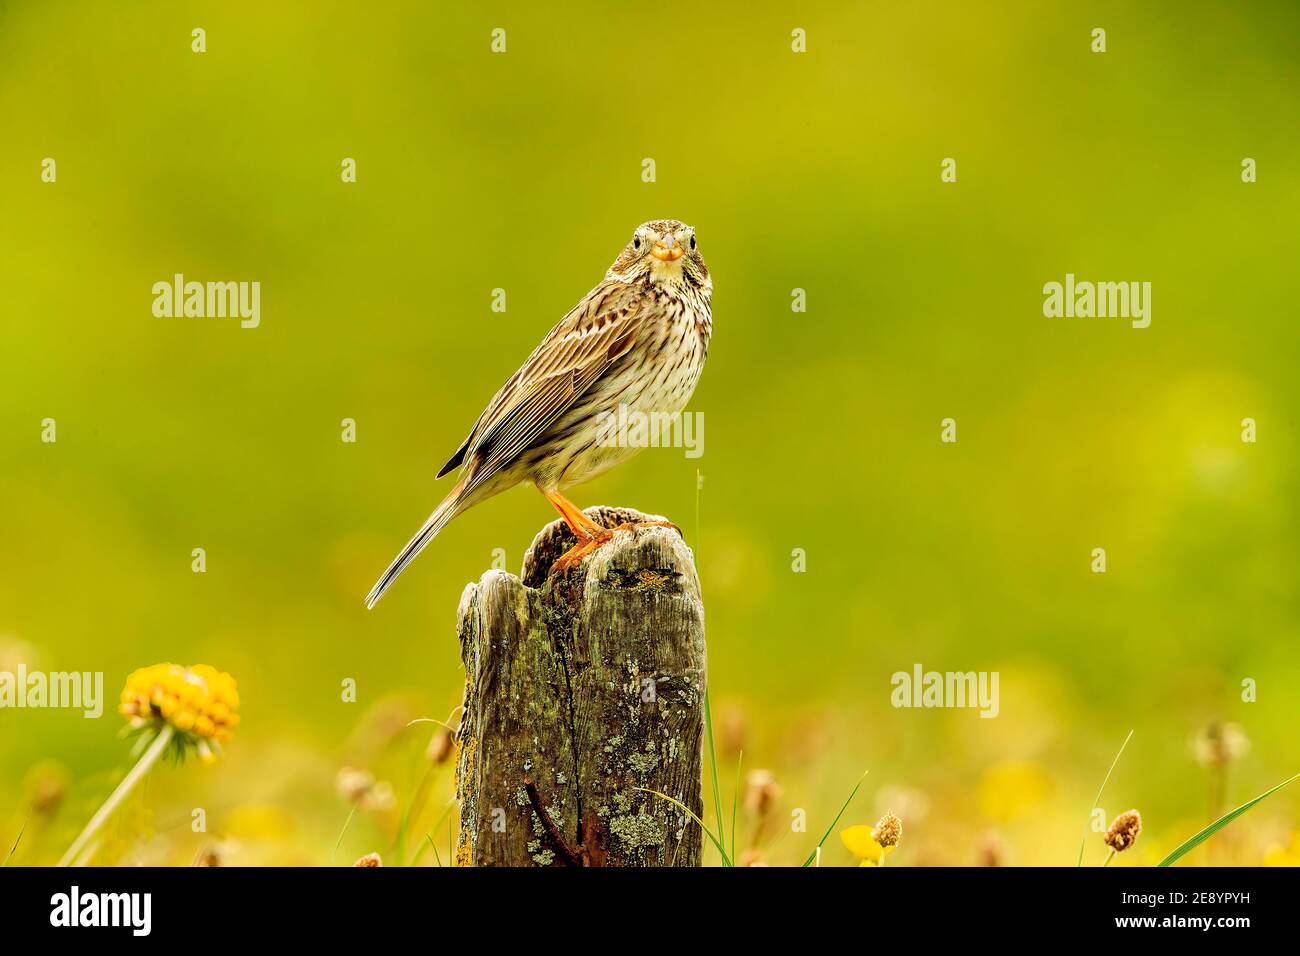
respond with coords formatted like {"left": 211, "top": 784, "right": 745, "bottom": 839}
{"left": 651, "top": 237, "right": 684, "bottom": 261}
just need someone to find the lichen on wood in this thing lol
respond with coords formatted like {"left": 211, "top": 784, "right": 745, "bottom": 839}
{"left": 454, "top": 506, "right": 707, "bottom": 866}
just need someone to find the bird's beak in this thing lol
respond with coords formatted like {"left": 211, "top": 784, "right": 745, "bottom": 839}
{"left": 651, "top": 235, "right": 684, "bottom": 261}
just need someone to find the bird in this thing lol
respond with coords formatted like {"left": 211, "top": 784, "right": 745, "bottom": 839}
{"left": 365, "top": 219, "right": 712, "bottom": 609}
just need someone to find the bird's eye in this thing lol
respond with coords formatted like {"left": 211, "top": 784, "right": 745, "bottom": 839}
{"left": 633, "top": 234, "right": 641, "bottom": 250}
{"left": 689, "top": 233, "right": 697, "bottom": 250}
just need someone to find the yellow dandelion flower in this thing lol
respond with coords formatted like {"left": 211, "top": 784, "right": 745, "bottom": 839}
{"left": 61, "top": 662, "right": 240, "bottom": 865}
{"left": 118, "top": 662, "right": 240, "bottom": 756}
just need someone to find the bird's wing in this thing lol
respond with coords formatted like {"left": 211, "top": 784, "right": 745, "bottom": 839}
{"left": 444, "top": 281, "right": 645, "bottom": 493}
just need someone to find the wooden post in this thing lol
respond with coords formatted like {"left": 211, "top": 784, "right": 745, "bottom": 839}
{"left": 454, "top": 506, "right": 707, "bottom": 867}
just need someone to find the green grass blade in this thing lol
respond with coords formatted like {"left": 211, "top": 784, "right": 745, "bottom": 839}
{"left": 331, "top": 804, "right": 358, "bottom": 865}
{"left": 409, "top": 832, "right": 433, "bottom": 868}
{"left": 703, "top": 688, "right": 727, "bottom": 865}
{"left": 2, "top": 820, "right": 26, "bottom": 866}
{"left": 636, "top": 786, "right": 731, "bottom": 867}
{"left": 1157, "top": 771, "right": 1300, "bottom": 867}
{"left": 1078, "top": 728, "right": 1134, "bottom": 866}
{"left": 409, "top": 832, "right": 444, "bottom": 868}
{"left": 408, "top": 800, "right": 454, "bottom": 867}
{"left": 800, "top": 769, "right": 868, "bottom": 867}
{"left": 730, "top": 750, "right": 742, "bottom": 866}
{"left": 395, "top": 762, "right": 439, "bottom": 868}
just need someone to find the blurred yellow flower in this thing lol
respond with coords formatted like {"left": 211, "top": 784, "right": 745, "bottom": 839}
{"left": 978, "top": 760, "right": 1051, "bottom": 822}
{"left": 1263, "top": 834, "right": 1300, "bottom": 867}
{"left": 119, "top": 663, "right": 240, "bottom": 764}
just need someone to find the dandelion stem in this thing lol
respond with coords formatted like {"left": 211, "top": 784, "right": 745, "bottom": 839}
{"left": 1102, "top": 849, "right": 1115, "bottom": 867}
{"left": 59, "top": 725, "right": 174, "bottom": 867}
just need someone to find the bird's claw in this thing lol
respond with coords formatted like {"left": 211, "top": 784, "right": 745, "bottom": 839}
{"left": 550, "top": 521, "right": 681, "bottom": 576}
{"left": 551, "top": 528, "right": 614, "bottom": 575}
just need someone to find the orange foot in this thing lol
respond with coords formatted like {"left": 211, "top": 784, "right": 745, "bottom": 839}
{"left": 553, "top": 521, "right": 681, "bottom": 574}
{"left": 552, "top": 527, "right": 614, "bottom": 574}
{"left": 539, "top": 487, "right": 682, "bottom": 576}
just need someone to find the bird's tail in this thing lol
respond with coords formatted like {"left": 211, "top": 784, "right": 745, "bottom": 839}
{"left": 365, "top": 477, "right": 468, "bottom": 609}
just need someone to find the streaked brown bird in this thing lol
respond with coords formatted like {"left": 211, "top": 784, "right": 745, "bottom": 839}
{"left": 365, "top": 219, "right": 712, "bottom": 608}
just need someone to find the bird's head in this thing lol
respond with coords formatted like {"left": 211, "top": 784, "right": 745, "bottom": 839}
{"left": 607, "top": 219, "right": 711, "bottom": 294}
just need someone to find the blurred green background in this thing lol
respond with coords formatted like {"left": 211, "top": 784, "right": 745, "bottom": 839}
{"left": 2, "top": 0, "right": 1298, "bottom": 866}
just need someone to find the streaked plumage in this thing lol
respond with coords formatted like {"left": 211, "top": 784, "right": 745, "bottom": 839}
{"left": 366, "top": 219, "right": 712, "bottom": 608}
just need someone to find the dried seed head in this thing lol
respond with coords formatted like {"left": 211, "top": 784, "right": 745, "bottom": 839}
{"left": 426, "top": 728, "right": 453, "bottom": 765}
{"left": 872, "top": 811, "right": 903, "bottom": 849}
{"left": 977, "top": 831, "right": 1006, "bottom": 867}
{"left": 336, "top": 766, "right": 375, "bottom": 803}
{"left": 335, "top": 767, "right": 396, "bottom": 812}
{"left": 719, "top": 705, "right": 747, "bottom": 757}
{"left": 353, "top": 852, "right": 383, "bottom": 867}
{"left": 1104, "top": 809, "right": 1142, "bottom": 852}
{"left": 744, "top": 769, "right": 782, "bottom": 817}
{"left": 193, "top": 843, "right": 224, "bottom": 867}
{"left": 1191, "top": 722, "right": 1249, "bottom": 768}
{"left": 25, "top": 761, "right": 68, "bottom": 817}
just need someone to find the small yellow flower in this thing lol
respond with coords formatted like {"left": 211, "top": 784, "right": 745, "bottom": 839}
{"left": 842, "top": 816, "right": 894, "bottom": 863}
{"left": 118, "top": 663, "right": 240, "bottom": 763}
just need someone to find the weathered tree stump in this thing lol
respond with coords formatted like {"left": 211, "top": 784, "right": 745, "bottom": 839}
{"left": 454, "top": 506, "right": 707, "bottom": 867}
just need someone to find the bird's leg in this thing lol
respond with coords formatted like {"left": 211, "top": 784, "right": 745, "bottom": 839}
{"left": 541, "top": 488, "right": 607, "bottom": 540}
{"left": 541, "top": 488, "right": 613, "bottom": 571}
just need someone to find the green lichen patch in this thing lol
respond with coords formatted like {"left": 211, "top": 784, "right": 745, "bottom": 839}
{"left": 610, "top": 811, "right": 666, "bottom": 851}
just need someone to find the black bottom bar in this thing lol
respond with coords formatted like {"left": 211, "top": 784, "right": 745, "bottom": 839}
{"left": 0, "top": 866, "right": 1279, "bottom": 941}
